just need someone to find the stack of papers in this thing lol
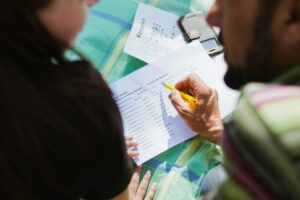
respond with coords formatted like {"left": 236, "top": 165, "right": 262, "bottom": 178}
{"left": 111, "top": 41, "right": 239, "bottom": 165}
{"left": 124, "top": 3, "right": 186, "bottom": 63}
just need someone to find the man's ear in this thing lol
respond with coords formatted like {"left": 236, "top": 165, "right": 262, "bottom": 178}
{"left": 281, "top": 0, "right": 300, "bottom": 45}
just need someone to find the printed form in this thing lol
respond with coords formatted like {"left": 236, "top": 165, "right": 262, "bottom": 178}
{"left": 124, "top": 3, "right": 186, "bottom": 63}
{"left": 110, "top": 42, "right": 239, "bottom": 165}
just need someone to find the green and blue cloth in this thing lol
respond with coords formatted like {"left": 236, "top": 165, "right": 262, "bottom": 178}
{"left": 72, "top": 0, "right": 223, "bottom": 199}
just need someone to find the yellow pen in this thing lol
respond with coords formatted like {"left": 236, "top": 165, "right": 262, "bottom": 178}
{"left": 162, "top": 83, "right": 198, "bottom": 106}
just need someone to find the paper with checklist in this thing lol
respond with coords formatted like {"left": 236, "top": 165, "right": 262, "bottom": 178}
{"left": 110, "top": 41, "right": 239, "bottom": 165}
{"left": 124, "top": 3, "right": 186, "bottom": 63}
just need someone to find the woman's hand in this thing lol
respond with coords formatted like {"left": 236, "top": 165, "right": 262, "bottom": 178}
{"left": 129, "top": 168, "right": 157, "bottom": 200}
{"left": 126, "top": 137, "right": 139, "bottom": 158}
{"left": 169, "top": 74, "right": 223, "bottom": 144}
{"left": 111, "top": 168, "right": 156, "bottom": 200}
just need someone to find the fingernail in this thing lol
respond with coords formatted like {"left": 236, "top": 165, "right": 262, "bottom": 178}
{"left": 127, "top": 146, "right": 135, "bottom": 151}
{"left": 169, "top": 91, "right": 176, "bottom": 99}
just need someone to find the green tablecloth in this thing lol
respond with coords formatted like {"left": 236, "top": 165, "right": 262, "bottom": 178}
{"left": 74, "top": 0, "right": 223, "bottom": 199}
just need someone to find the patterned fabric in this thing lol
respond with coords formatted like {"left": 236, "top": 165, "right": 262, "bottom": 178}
{"left": 74, "top": 0, "right": 214, "bottom": 83}
{"left": 210, "top": 65, "right": 300, "bottom": 200}
{"left": 72, "top": 0, "right": 224, "bottom": 200}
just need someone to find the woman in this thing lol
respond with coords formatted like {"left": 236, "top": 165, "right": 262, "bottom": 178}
{"left": 0, "top": 0, "right": 155, "bottom": 199}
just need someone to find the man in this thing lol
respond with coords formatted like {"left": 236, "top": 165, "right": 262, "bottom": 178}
{"left": 169, "top": 0, "right": 300, "bottom": 199}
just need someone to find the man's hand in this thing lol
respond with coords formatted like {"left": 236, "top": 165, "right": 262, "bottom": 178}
{"left": 129, "top": 168, "right": 157, "bottom": 200}
{"left": 169, "top": 74, "right": 223, "bottom": 144}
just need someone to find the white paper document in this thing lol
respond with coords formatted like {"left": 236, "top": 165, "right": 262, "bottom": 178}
{"left": 124, "top": 3, "right": 186, "bottom": 63}
{"left": 110, "top": 42, "right": 239, "bottom": 165}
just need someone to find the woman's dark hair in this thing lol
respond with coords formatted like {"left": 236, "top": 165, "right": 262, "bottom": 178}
{"left": 0, "top": 1, "right": 129, "bottom": 199}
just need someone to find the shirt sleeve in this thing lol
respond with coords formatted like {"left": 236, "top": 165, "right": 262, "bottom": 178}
{"left": 204, "top": 83, "right": 300, "bottom": 199}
